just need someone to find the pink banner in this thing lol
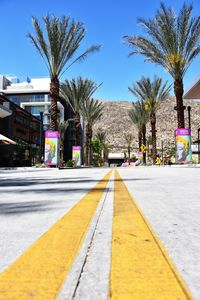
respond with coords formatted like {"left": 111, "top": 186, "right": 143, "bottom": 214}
{"left": 45, "top": 131, "right": 59, "bottom": 138}
{"left": 72, "top": 146, "right": 81, "bottom": 150}
{"left": 175, "top": 128, "right": 191, "bottom": 136}
{"left": 44, "top": 131, "right": 59, "bottom": 166}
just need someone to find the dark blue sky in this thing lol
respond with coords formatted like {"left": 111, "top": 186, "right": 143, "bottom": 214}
{"left": 0, "top": 0, "right": 200, "bottom": 101}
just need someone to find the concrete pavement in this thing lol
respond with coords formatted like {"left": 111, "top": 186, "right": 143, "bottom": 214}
{"left": 0, "top": 166, "right": 199, "bottom": 299}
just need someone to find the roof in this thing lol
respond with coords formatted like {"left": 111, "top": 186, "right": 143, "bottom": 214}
{"left": 184, "top": 75, "right": 200, "bottom": 99}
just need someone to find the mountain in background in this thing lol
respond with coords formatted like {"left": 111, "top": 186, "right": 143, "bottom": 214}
{"left": 94, "top": 97, "right": 200, "bottom": 152}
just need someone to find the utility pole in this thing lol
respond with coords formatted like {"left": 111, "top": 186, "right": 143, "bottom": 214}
{"left": 187, "top": 106, "right": 191, "bottom": 129}
{"left": 198, "top": 128, "right": 200, "bottom": 164}
{"left": 40, "top": 112, "right": 44, "bottom": 163}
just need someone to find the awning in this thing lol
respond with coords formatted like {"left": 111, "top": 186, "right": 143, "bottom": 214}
{"left": 0, "top": 134, "right": 16, "bottom": 145}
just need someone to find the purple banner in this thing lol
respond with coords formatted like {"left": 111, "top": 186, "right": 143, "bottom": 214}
{"left": 175, "top": 128, "right": 191, "bottom": 136}
{"left": 44, "top": 131, "right": 59, "bottom": 166}
{"left": 45, "top": 131, "right": 59, "bottom": 138}
{"left": 72, "top": 146, "right": 81, "bottom": 150}
{"left": 175, "top": 128, "right": 192, "bottom": 163}
{"left": 72, "top": 146, "right": 81, "bottom": 166}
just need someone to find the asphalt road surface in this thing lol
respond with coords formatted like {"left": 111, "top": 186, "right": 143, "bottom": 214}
{"left": 0, "top": 166, "right": 199, "bottom": 299}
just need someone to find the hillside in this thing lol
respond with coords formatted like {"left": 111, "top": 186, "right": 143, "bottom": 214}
{"left": 93, "top": 97, "right": 200, "bottom": 152}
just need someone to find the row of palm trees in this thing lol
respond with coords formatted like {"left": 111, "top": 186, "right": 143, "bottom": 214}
{"left": 128, "top": 76, "right": 171, "bottom": 164}
{"left": 125, "top": 2, "right": 200, "bottom": 164}
{"left": 59, "top": 78, "right": 104, "bottom": 165}
{"left": 27, "top": 3, "right": 200, "bottom": 166}
{"left": 124, "top": 2, "right": 200, "bottom": 131}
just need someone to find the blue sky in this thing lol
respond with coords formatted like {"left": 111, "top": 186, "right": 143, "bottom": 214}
{"left": 0, "top": 0, "right": 200, "bottom": 101}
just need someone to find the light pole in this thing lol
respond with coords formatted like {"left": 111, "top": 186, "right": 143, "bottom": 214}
{"left": 187, "top": 106, "right": 191, "bottom": 129}
{"left": 39, "top": 111, "right": 44, "bottom": 163}
{"left": 161, "top": 136, "right": 164, "bottom": 165}
{"left": 198, "top": 128, "right": 200, "bottom": 164}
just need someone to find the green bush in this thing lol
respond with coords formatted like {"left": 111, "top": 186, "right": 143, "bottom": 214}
{"left": 65, "top": 159, "right": 74, "bottom": 168}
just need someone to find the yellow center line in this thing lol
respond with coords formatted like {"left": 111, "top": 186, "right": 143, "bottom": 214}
{"left": 109, "top": 169, "right": 193, "bottom": 300}
{"left": 0, "top": 170, "right": 112, "bottom": 300}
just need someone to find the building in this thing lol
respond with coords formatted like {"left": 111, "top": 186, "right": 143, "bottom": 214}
{"left": 184, "top": 75, "right": 200, "bottom": 101}
{"left": 0, "top": 75, "right": 77, "bottom": 162}
{"left": 0, "top": 75, "right": 64, "bottom": 130}
{"left": 0, "top": 95, "right": 41, "bottom": 167}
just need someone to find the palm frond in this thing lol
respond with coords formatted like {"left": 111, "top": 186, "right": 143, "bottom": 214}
{"left": 60, "top": 77, "right": 102, "bottom": 114}
{"left": 124, "top": 2, "right": 200, "bottom": 80}
{"left": 28, "top": 15, "right": 101, "bottom": 79}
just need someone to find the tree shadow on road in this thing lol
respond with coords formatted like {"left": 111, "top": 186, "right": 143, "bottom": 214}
{"left": 0, "top": 200, "right": 56, "bottom": 215}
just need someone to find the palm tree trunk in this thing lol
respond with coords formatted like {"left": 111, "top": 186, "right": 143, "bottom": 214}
{"left": 85, "top": 124, "right": 92, "bottom": 165}
{"left": 142, "top": 124, "right": 146, "bottom": 165}
{"left": 88, "top": 126, "right": 93, "bottom": 165}
{"left": 85, "top": 124, "right": 89, "bottom": 166}
{"left": 128, "top": 146, "right": 131, "bottom": 165}
{"left": 151, "top": 113, "right": 157, "bottom": 164}
{"left": 174, "top": 79, "right": 185, "bottom": 128}
{"left": 138, "top": 131, "right": 142, "bottom": 149}
{"left": 74, "top": 112, "right": 80, "bottom": 146}
{"left": 50, "top": 76, "right": 59, "bottom": 131}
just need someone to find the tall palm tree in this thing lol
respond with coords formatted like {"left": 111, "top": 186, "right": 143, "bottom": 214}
{"left": 128, "top": 100, "right": 148, "bottom": 164}
{"left": 28, "top": 15, "right": 100, "bottom": 131}
{"left": 124, "top": 2, "right": 200, "bottom": 128}
{"left": 130, "top": 102, "right": 147, "bottom": 164}
{"left": 95, "top": 130, "right": 107, "bottom": 163}
{"left": 131, "top": 76, "right": 171, "bottom": 164}
{"left": 60, "top": 77, "right": 102, "bottom": 146}
{"left": 81, "top": 98, "right": 104, "bottom": 165}
{"left": 124, "top": 133, "right": 134, "bottom": 165}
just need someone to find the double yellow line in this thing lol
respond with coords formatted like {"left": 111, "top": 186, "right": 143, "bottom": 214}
{"left": 0, "top": 169, "right": 193, "bottom": 299}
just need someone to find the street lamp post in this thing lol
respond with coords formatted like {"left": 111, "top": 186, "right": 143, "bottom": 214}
{"left": 187, "top": 106, "right": 191, "bottom": 130}
{"left": 160, "top": 136, "right": 164, "bottom": 165}
{"left": 198, "top": 128, "right": 200, "bottom": 164}
{"left": 40, "top": 112, "right": 44, "bottom": 163}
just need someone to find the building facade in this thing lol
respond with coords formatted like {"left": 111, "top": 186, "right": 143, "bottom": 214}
{"left": 0, "top": 75, "right": 64, "bottom": 130}
{"left": 0, "top": 95, "right": 41, "bottom": 167}
{"left": 0, "top": 75, "right": 77, "bottom": 163}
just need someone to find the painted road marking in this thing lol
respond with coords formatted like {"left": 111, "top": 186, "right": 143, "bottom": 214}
{"left": 0, "top": 170, "right": 112, "bottom": 300}
{"left": 109, "top": 169, "right": 193, "bottom": 300}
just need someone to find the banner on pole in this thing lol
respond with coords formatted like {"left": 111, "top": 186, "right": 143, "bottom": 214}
{"left": 175, "top": 128, "right": 192, "bottom": 163}
{"left": 72, "top": 146, "right": 81, "bottom": 166}
{"left": 44, "top": 131, "right": 59, "bottom": 166}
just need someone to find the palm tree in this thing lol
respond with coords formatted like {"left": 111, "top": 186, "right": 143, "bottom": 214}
{"left": 131, "top": 76, "right": 171, "bottom": 164}
{"left": 128, "top": 100, "right": 148, "bottom": 164}
{"left": 81, "top": 98, "right": 104, "bottom": 165}
{"left": 124, "top": 133, "right": 134, "bottom": 165}
{"left": 28, "top": 15, "right": 100, "bottom": 131}
{"left": 129, "top": 102, "right": 147, "bottom": 164}
{"left": 95, "top": 129, "right": 110, "bottom": 163}
{"left": 60, "top": 77, "right": 102, "bottom": 146}
{"left": 124, "top": 2, "right": 200, "bottom": 128}
{"left": 95, "top": 130, "right": 107, "bottom": 163}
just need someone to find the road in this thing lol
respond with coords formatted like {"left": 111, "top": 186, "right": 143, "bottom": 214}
{"left": 0, "top": 166, "right": 199, "bottom": 299}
